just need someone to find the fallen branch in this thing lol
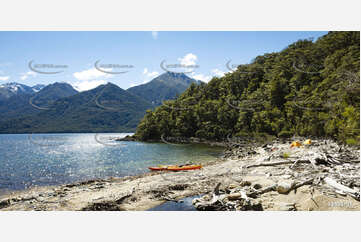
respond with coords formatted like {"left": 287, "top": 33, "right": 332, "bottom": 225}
{"left": 247, "top": 184, "right": 277, "bottom": 198}
{"left": 288, "top": 178, "right": 314, "bottom": 194}
{"left": 324, "top": 177, "right": 360, "bottom": 201}
{"left": 247, "top": 159, "right": 310, "bottom": 168}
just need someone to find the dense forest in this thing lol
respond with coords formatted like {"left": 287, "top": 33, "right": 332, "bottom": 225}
{"left": 135, "top": 31, "right": 360, "bottom": 145}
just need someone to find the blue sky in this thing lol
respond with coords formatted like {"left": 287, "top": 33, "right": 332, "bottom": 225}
{"left": 0, "top": 31, "right": 328, "bottom": 91}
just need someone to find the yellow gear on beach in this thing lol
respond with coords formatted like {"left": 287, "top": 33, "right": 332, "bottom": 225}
{"left": 303, "top": 139, "right": 312, "bottom": 145}
{"left": 290, "top": 141, "right": 302, "bottom": 148}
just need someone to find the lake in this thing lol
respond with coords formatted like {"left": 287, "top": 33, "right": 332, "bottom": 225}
{"left": 0, "top": 133, "right": 223, "bottom": 193}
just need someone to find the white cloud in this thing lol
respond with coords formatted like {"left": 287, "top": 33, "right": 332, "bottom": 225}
{"left": 151, "top": 31, "right": 158, "bottom": 40}
{"left": 190, "top": 69, "right": 225, "bottom": 83}
{"left": 178, "top": 53, "right": 198, "bottom": 66}
{"left": 72, "top": 80, "right": 107, "bottom": 92}
{"left": 143, "top": 68, "right": 159, "bottom": 80}
{"left": 211, "top": 68, "right": 226, "bottom": 77}
{"left": 73, "top": 68, "right": 111, "bottom": 81}
{"left": 191, "top": 73, "right": 212, "bottom": 83}
{"left": 20, "top": 71, "right": 37, "bottom": 81}
{"left": 0, "top": 76, "right": 10, "bottom": 81}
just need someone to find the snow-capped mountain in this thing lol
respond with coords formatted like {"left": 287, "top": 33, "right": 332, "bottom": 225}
{"left": 0, "top": 82, "right": 34, "bottom": 100}
{"left": 0, "top": 82, "right": 47, "bottom": 100}
{"left": 0, "top": 82, "right": 34, "bottom": 94}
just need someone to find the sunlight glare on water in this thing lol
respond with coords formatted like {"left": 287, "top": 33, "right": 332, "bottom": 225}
{"left": 0, "top": 133, "right": 223, "bottom": 191}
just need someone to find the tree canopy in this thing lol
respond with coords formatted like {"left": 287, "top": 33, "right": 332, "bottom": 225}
{"left": 135, "top": 31, "right": 360, "bottom": 145}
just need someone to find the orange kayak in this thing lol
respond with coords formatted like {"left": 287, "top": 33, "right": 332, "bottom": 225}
{"left": 148, "top": 164, "right": 202, "bottom": 171}
{"left": 166, "top": 165, "right": 202, "bottom": 171}
{"left": 148, "top": 165, "right": 168, "bottom": 171}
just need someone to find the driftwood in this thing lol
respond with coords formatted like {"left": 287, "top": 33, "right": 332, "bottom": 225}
{"left": 247, "top": 159, "right": 310, "bottom": 168}
{"left": 292, "top": 178, "right": 314, "bottom": 191}
{"left": 247, "top": 178, "right": 314, "bottom": 197}
{"left": 192, "top": 183, "right": 262, "bottom": 211}
{"left": 324, "top": 177, "right": 360, "bottom": 201}
{"left": 192, "top": 183, "right": 227, "bottom": 210}
{"left": 247, "top": 184, "right": 277, "bottom": 198}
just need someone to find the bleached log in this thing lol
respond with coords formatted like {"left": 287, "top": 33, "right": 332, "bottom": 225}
{"left": 324, "top": 177, "right": 357, "bottom": 193}
{"left": 324, "top": 177, "right": 359, "bottom": 201}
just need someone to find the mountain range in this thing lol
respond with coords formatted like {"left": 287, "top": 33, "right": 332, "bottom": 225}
{"left": 0, "top": 72, "right": 199, "bottom": 133}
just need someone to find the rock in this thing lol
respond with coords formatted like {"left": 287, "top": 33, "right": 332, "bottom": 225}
{"left": 276, "top": 181, "right": 293, "bottom": 194}
{"left": 21, "top": 195, "right": 37, "bottom": 201}
{"left": 281, "top": 175, "right": 292, "bottom": 179}
{"left": 0, "top": 199, "right": 11, "bottom": 209}
{"left": 228, "top": 184, "right": 238, "bottom": 189}
{"left": 240, "top": 181, "right": 252, "bottom": 187}
{"left": 253, "top": 184, "right": 262, "bottom": 189}
{"left": 227, "top": 193, "right": 242, "bottom": 200}
{"left": 11, "top": 197, "right": 21, "bottom": 202}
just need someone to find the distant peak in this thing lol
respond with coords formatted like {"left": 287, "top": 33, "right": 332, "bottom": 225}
{"left": 164, "top": 71, "right": 188, "bottom": 77}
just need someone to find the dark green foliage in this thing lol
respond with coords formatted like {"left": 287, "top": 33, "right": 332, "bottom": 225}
{"left": 135, "top": 31, "right": 360, "bottom": 144}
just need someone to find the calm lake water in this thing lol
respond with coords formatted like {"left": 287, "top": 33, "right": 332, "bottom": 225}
{"left": 0, "top": 133, "right": 223, "bottom": 193}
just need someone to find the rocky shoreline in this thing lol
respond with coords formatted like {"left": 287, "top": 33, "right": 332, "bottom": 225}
{"left": 1, "top": 138, "right": 359, "bottom": 211}
{"left": 115, "top": 135, "right": 229, "bottom": 147}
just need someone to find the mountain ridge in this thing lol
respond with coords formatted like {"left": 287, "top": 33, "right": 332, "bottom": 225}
{"left": 127, "top": 72, "right": 201, "bottom": 106}
{"left": 0, "top": 72, "right": 204, "bottom": 133}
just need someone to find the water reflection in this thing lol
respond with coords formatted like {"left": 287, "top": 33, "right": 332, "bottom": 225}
{"left": 0, "top": 133, "right": 223, "bottom": 191}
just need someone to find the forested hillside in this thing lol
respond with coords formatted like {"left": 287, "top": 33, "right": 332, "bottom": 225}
{"left": 135, "top": 31, "right": 360, "bottom": 144}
